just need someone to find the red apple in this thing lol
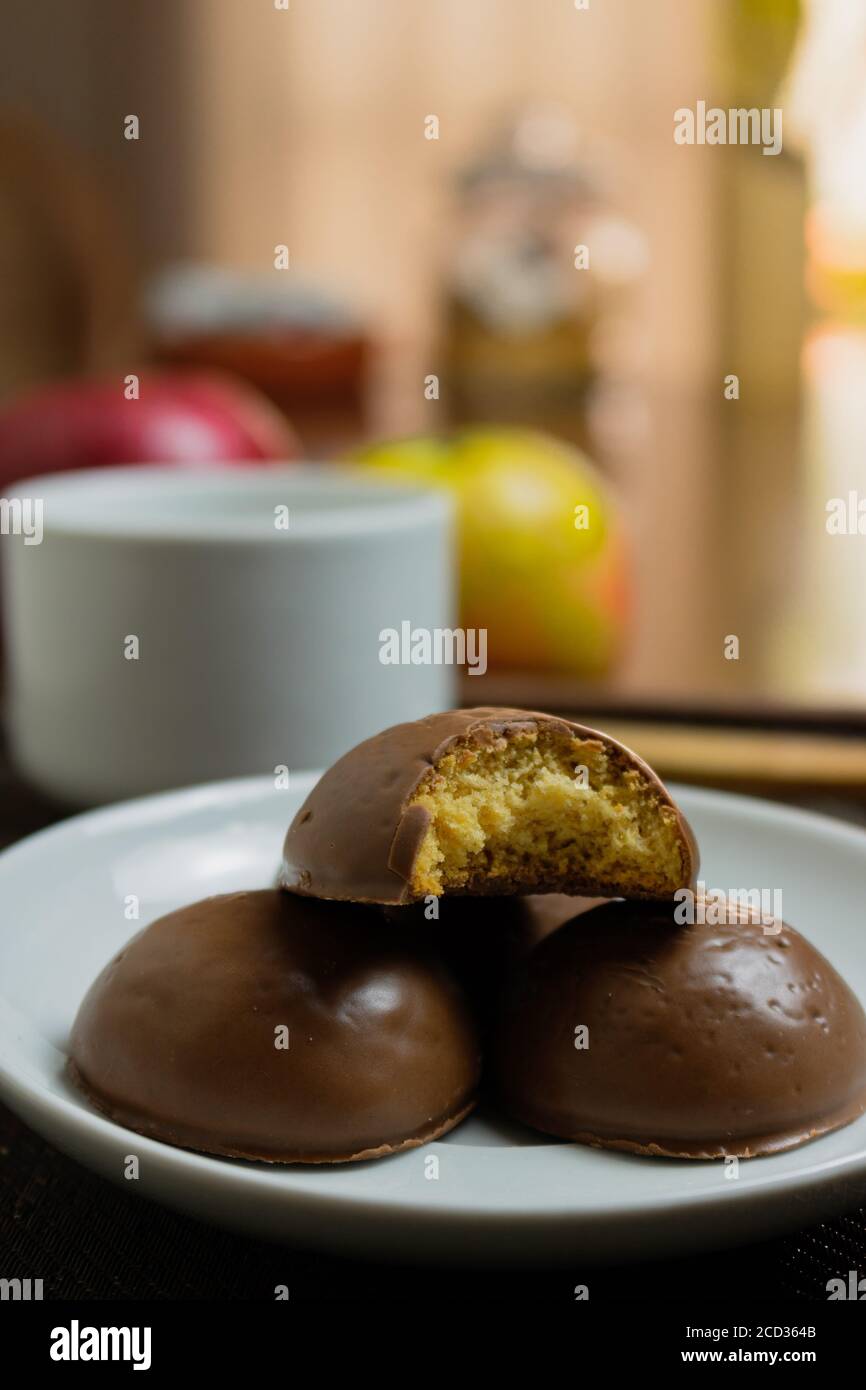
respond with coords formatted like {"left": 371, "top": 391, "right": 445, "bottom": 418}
{"left": 0, "top": 370, "right": 301, "bottom": 485}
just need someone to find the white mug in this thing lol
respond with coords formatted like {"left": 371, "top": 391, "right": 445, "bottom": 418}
{"left": 2, "top": 464, "right": 455, "bottom": 804}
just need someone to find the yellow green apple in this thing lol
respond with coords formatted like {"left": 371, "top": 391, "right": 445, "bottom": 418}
{"left": 352, "top": 428, "right": 630, "bottom": 675}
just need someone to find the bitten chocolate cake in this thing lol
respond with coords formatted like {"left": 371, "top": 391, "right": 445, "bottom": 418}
{"left": 280, "top": 707, "right": 697, "bottom": 905}
{"left": 70, "top": 890, "right": 481, "bottom": 1162}
{"left": 493, "top": 899, "right": 866, "bottom": 1158}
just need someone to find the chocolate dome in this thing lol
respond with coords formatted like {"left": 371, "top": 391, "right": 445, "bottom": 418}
{"left": 493, "top": 900, "right": 866, "bottom": 1158}
{"left": 70, "top": 889, "right": 481, "bottom": 1162}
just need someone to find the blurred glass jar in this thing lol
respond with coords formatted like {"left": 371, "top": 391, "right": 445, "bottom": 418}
{"left": 144, "top": 263, "right": 370, "bottom": 457}
{"left": 443, "top": 106, "right": 647, "bottom": 448}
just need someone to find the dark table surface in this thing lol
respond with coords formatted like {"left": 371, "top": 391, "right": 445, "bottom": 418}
{"left": 2, "top": 754, "right": 865, "bottom": 1303}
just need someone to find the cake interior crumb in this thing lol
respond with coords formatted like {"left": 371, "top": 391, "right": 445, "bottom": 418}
{"left": 407, "top": 728, "right": 687, "bottom": 897}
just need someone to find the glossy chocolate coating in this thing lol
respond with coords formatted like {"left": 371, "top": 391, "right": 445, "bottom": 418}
{"left": 280, "top": 707, "right": 698, "bottom": 904}
{"left": 70, "top": 890, "right": 481, "bottom": 1162}
{"left": 493, "top": 901, "right": 866, "bottom": 1158}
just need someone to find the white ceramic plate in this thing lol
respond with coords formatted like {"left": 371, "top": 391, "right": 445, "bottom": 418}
{"left": 2, "top": 775, "right": 866, "bottom": 1266}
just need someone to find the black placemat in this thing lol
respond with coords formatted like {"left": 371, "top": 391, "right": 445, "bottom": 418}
{"left": 3, "top": 1100, "right": 866, "bottom": 1301}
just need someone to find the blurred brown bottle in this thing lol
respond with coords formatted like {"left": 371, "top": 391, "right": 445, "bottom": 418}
{"left": 442, "top": 105, "right": 647, "bottom": 452}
